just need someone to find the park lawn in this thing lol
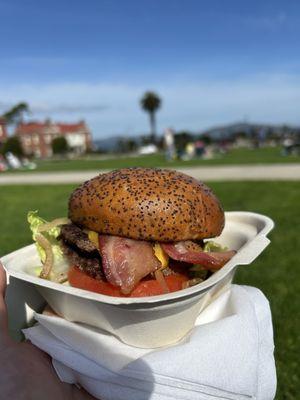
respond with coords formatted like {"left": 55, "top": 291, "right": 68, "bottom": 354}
{"left": 0, "top": 181, "right": 299, "bottom": 399}
{"left": 5, "top": 146, "right": 300, "bottom": 173}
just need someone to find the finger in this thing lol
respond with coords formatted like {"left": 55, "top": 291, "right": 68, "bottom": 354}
{"left": 0, "top": 261, "right": 7, "bottom": 298}
{"left": 0, "top": 262, "right": 9, "bottom": 340}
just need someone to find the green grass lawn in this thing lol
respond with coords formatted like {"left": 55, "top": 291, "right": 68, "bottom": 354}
{"left": 0, "top": 182, "right": 299, "bottom": 399}
{"left": 4, "top": 146, "right": 300, "bottom": 173}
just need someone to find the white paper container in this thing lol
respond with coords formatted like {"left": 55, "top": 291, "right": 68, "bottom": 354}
{"left": 1, "top": 211, "right": 274, "bottom": 348}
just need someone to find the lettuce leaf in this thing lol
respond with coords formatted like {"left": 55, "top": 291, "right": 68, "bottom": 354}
{"left": 27, "top": 211, "right": 69, "bottom": 281}
{"left": 203, "top": 240, "right": 228, "bottom": 252}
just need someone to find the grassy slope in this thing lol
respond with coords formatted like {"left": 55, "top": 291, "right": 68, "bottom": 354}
{"left": 5, "top": 146, "right": 300, "bottom": 173}
{"left": 0, "top": 182, "right": 299, "bottom": 399}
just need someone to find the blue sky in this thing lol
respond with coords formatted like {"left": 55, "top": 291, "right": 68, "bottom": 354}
{"left": 1, "top": 0, "right": 300, "bottom": 138}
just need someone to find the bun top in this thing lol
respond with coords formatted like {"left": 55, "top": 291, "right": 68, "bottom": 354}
{"left": 68, "top": 168, "right": 225, "bottom": 242}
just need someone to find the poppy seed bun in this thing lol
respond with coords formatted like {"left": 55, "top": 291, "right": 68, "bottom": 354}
{"left": 68, "top": 168, "right": 225, "bottom": 242}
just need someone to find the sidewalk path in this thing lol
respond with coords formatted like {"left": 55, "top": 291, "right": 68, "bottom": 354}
{"left": 0, "top": 163, "right": 300, "bottom": 185}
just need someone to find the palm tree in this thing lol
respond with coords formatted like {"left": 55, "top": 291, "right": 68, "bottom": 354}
{"left": 140, "top": 92, "right": 161, "bottom": 142}
{"left": 2, "top": 102, "right": 30, "bottom": 125}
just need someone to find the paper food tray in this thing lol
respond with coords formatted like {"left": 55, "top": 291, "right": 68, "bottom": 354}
{"left": 1, "top": 211, "right": 274, "bottom": 348}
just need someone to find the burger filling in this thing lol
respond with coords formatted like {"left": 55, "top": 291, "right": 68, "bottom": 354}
{"left": 28, "top": 211, "right": 236, "bottom": 297}
{"left": 59, "top": 225, "right": 103, "bottom": 280}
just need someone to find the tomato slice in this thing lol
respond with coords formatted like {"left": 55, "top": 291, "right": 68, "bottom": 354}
{"left": 68, "top": 267, "right": 125, "bottom": 297}
{"left": 68, "top": 266, "right": 188, "bottom": 297}
{"left": 130, "top": 274, "right": 188, "bottom": 297}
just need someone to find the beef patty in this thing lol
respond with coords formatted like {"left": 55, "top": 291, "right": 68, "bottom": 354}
{"left": 60, "top": 223, "right": 98, "bottom": 252}
{"left": 59, "top": 223, "right": 103, "bottom": 279}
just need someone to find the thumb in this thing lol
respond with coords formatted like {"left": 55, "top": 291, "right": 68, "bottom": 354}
{"left": 0, "top": 262, "right": 9, "bottom": 338}
{"left": 0, "top": 261, "right": 7, "bottom": 297}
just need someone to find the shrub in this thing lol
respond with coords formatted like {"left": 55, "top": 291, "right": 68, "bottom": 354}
{"left": 1, "top": 136, "right": 23, "bottom": 157}
{"left": 52, "top": 137, "right": 68, "bottom": 154}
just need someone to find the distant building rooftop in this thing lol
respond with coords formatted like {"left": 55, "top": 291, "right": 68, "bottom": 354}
{"left": 15, "top": 119, "right": 92, "bottom": 158}
{"left": 15, "top": 120, "right": 87, "bottom": 135}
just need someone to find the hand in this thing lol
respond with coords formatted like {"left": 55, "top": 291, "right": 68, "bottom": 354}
{"left": 0, "top": 262, "right": 96, "bottom": 400}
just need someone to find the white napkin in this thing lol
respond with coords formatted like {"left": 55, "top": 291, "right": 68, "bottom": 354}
{"left": 23, "top": 285, "right": 276, "bottom": 400}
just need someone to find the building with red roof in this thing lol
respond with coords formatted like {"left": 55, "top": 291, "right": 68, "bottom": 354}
{"left": 0, "top": 118, "right": 8, "bottom": 144}
{"left": 15, "top": 119, "right": 92, "bottom": 157}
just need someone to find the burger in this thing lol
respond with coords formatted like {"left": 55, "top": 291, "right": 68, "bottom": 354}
{"left": 28, "top": 168, "right": 236, "bottom": 297}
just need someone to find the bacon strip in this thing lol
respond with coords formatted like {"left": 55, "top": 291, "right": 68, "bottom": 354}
{"left": 98, "top": 235, "right": 160, "bottom": 294}
{"left": 161, "top": 241, "right": 236, "bottom": 270}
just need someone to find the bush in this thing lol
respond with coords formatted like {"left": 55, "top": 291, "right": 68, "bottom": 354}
{"left": 1, "top": 136, "right": 23, "bottom": 157}
{"left": 174, "top": 131, "right": 194, "bottom": 152}
{"left": 52, "top": 137, "right": 68, "bottom": 155}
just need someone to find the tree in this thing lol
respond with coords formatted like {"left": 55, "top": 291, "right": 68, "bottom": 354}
{"left": 199, "top": 134, "right": 212, "bottom": 145}
{"left": 2, "top": 102, "right": 30, "bottom": 125}
{"left": 1, "top": 136, "right": 23, "bottom": 156}
{"left": 174, "top": 131, "right": 194, "bottom": 152}
{"left": 140, "top": 92, "right": 161, "bottom": 142}
{"left": 140, "top": 135, "right": 152, "bottom": 146}
{"left": 116, "top": 138, "right": 137, "bottom": 153}
{"left": 126, "top": 139, "right": 137, "bottom": 153}
{"left": 52, "top": 137, "right": 68, "bottom": 155}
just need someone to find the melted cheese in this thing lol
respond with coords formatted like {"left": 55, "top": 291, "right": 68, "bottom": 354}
{"left": 153, "top": 243, "right": 169, "bottom": 269}
{"left": 88, "top": 230, "right": 99, "bottom": 249}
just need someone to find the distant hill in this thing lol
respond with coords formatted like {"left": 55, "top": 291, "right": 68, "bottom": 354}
{"left": 92, "top": 122, "right": 300, "bottom": 151}
{"left": 200, "top": 122, "right": 300, "bottom": 139}
{"left": 93, "top": 136, "right": 124, "bottom": 152}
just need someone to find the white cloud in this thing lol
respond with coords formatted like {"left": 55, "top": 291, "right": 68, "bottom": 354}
{"left": 1, "top": 73, "right": 300, "bottom": 138}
